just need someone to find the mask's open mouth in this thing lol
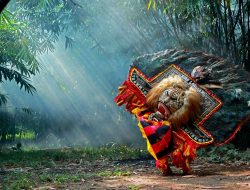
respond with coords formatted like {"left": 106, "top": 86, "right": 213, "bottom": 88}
{"left": 158, "top": 101, "right": 171, "bottom": 119}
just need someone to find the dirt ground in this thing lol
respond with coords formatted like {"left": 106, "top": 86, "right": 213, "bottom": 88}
{"left": 32, "top": 159, "right": 250, "bottom": 190}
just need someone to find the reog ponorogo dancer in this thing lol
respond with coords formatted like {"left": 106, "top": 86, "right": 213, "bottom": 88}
{"left": 114, "top": 49, "right": 250, "bottom": 175}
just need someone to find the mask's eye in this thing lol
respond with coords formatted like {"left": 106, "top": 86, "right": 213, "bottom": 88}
{"left": 163, "top": 90, "right": 169, "bottom": 96}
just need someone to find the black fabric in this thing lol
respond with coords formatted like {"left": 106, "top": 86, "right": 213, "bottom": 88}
{"left": 147, "top": 125, "right": 170, "bottom": 145}
{"left": 147, "top": 133, "right": 161, "bottom": 144}
{"left": 140, "top": 120, "right": 150, "bottom": 128}
{"left": 156, "top": 140, "right": 174, "bottom": 158}
{"left": 203, "top": 88, "right": 250, "bottom": 143}
{"left": 156, "top": 125, "right": 169, "bottom": 136}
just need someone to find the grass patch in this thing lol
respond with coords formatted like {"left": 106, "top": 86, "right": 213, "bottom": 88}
{"left": 15, "top": 131, "right": 36, "bottom": 140}
{"left": 0, "top": 145, "right": 147, "bottom": 190}
{"left": 2, "top": 171, "right": 91, "bottom": 190}
{"left": 0, "top": 145, "right": 149, "bottom": 167}
{"left": 197, "top": 144, "right": 250, "bottom": 162}
{"left": 3, "top": 172, "right": 35, "bottom": 190}
{"left": 39, "top": 173, "right": 85, "bottom": 183}
{"left": 128, "top": 184, "right": 140, "bottom": 190}
{"left": 97, "top": 168, "right": 131, "bottom": 177}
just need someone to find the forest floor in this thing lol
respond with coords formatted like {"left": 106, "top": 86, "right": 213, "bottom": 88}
{"left": 0, "top": 146, "right": 250, "bottom": 190}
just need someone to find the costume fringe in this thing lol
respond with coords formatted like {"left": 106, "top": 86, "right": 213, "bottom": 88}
{"left": 114, "top": 80, "right": 146, "bottom": 112}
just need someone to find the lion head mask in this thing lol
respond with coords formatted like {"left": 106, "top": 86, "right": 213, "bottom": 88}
{"left": 146, "top": 75, "right": 201, "bottom": 129}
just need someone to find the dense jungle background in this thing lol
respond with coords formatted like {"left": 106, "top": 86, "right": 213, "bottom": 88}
{"left": 0, "top": 0, "right": 249, "bottom": 189}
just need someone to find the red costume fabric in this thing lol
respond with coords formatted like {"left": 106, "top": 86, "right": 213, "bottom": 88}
{"left": 134, "top": 109, "right": 199, "bottom": 174}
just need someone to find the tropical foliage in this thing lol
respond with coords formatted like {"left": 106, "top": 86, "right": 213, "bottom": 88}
{"left": 0, "top": 9, "right": 37, "bottom": 104}
{"left": 147, "top": 0, "right": 250, "bottom": 71}
{"left": 0, "top": 0, "right": 84, "bottom": 142}
{"left": 0, "top": 0, "right": 84, "bottom": 105}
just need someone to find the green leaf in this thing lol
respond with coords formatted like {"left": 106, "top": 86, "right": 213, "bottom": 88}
{"left": 0, "top": 93, "right": 8, "bottom": 106}
{"left": 148, "top": 0, "right": 152, "bottom": 10}
{"left": 153, "top": 0, "right": 156, "bottom": 10}
{"left": 21, "top": 107, "right": 33, "bottom": 115}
